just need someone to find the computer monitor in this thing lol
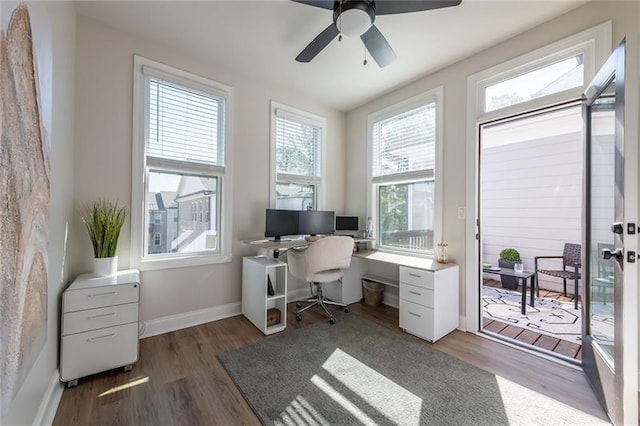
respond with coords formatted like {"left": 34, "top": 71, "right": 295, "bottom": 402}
{"left": 298, "top": 210, "right": 335, "bottom": 236}
{"left": 264, "top": 209, "right": 299, "bottom": 241}
{"left": 335, "top": 216, "right": 359, "bottom": 232}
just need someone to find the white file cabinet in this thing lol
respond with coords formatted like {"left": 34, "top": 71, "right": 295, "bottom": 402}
{"left": 60, "top": 269, "right": 140, "bottom": 387}
{"left": 399, "top": 265, "right": 458, "bottom": 342}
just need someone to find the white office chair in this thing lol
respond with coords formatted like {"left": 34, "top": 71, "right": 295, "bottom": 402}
{"left": 288, "top": 236, "right": 354, "bottom": 324}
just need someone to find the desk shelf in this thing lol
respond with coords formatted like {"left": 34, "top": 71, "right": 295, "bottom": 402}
{"left": 360, "top": 274, "right": 399, "bottom": 288}
{"left": 242, "top": 256, "right": 287, "bottom": 335}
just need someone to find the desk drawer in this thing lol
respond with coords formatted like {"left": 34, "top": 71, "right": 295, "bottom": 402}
{"left": 63, "top": 302, "right": 139, "bottom": 336}
{"left": 400, "top": 283, "right": 434, "bottom": 308}
{"left": 399, "top": 300, "right": 434, "bottom": 341}
{"left": 399, "top": 267, "right": 434, "bottom": 289}
{"left": 64, "top": 283, "right": 139, "bottom": 312}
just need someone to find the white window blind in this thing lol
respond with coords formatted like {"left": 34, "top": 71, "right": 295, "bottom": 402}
{"left": 147, "top": 77, "right": 225, "bottom": 166}
{"left": 275, "top": 114, "right": 321, "bottom": 177}
{"left": 372, "top": 103, "right": 435, "bottom": 178}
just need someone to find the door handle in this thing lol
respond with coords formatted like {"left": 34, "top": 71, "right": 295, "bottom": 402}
{"left": 602, "top": 247, "right": 624, "bottom": 262}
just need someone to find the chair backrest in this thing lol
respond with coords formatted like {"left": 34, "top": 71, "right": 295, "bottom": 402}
{"left": 288, "top": 236, "right": 354, "bottom": 282}
{"left": 563, "top": 243, "right": 581, "bottom": 267}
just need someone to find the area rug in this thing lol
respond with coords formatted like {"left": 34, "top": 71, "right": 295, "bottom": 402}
{"left": 483, "top": 287, "right": 582, "bottom": 343}
{"left": 218, "top": 316, "right": 607, "bottom": 425}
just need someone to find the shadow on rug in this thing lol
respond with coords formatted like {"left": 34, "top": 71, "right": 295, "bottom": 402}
{"left": 218, "top": 316, "right": 606, "bottom": 425}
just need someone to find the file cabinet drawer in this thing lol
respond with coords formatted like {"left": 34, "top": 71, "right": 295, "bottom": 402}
{"left": 399, "top": 266, "right": 434, "bottom": 289}
{"left": 60, "top": 322, "right": 139, "bottom": 382}
{"left": 400, "top": 283, "right": 434, "bottom": 308}
{"left": 63, "top": 302, "right": 139, "bottom": 336}
{"left": 63, "top": 283, "right": 139, "bottom": 312}
{"left": 399, "top": 300, "right": 434, "bottom": 341}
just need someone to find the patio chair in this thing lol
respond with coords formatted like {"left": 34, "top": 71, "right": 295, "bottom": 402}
{"left": 534, "top": 243, "right": 581, "bottom": 310}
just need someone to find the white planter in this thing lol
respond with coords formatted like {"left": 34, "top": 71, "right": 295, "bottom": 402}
{"left": 93, "top": 256, "right": 118, "bottom": 277}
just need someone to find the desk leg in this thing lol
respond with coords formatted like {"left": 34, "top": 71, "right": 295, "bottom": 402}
{"left": 530, "top": 275, "right": 536, "bottom": 307}
{"left": 521, "top": 278, "right": 526, "bottom": 315}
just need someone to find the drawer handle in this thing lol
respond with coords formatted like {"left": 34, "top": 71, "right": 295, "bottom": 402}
{"left": 409, "top": 273, "right": 421, "bottom": 278}
{"left": 409, "top": 290, "right": 422, "bottom": 296}
{"left": 88, "top": 291, "right": 117, "bottom": 298}
{"left": 87, "top": 312, "right": 117, "bottom": 320}
{"left": 409, "top": 312, "right": 422, "bottom": 318}
{"left": 87, "top": 332, "right": 116, "bottom": 342}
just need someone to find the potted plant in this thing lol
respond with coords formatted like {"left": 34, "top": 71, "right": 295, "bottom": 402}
{"left": 81, "top": 199, "right": 126, "bottom": 276}
{"left": 498, "top": 248, "right": 521, "bottom": 290}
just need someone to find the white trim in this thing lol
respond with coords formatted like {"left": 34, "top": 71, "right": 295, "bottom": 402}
{"left": 131, "top": 55, "right": 234, "bottom": 271}
{"left": 270, "top": 101, "right": 327, "bottom": 209}
{"left": 366, "top": 86, "right": 444, "bottom": 255}
{"left": 140, "top": 302, "right": 241, "bottom": 338}
{"left": 33, "top": 370, "right": 64, "bottom": 426}
{"left": 464, "top": 22, "right": 612, "bottom": 334}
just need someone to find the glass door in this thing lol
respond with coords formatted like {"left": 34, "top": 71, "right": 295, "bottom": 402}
{"left": 582, "top": 37, "right": 638, "bottom": 425}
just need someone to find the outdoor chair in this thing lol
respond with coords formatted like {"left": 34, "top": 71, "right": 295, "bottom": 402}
{"left": 534, "top": 243, "right": 581, "bottom": 310}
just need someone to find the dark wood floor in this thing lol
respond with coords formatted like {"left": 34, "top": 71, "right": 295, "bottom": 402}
{"left": 483, "top": 279, "right": 582, "bottom": 360}
{"left": 53, "top": 301, "right": 606, "bottom": 425}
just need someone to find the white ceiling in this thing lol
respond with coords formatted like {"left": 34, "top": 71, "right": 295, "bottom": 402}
{"left": 74, "top": 0, "right": 588, "bottom": 112}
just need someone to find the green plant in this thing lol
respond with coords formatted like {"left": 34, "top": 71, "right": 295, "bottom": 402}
{"left": 81, "top": 199, "right": 126, "bottom": 258}
{"left": 499, "top": 248, "right": 521, "bottom": 262}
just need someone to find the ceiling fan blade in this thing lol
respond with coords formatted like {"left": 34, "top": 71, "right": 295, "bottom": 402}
{"left": 290, "top": 0, "right": 335, "bottom": 11}
{"left": 375, "top": 0, "right": 462, "bottom": 15}
{"left": 361, "top": 25, "right": 396, "bottom": 68}
{"left": 296, "top": 24, "right": 340, "bottom": 63}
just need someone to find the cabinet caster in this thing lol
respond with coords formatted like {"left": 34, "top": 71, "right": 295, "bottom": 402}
{"left": 66, "top": 379, "right": 78, "bottom": 388}
{"left": 344, "top": 307, "right": 350, "bottom": 313}
{"left": 296, "top": 314, "right": 302, "bottom": 321}
{"left": 124, "top": 364, "right": 133, "bottom": 373}
{"left": 296, "top": 303, "right": 302, "bottom": 309}
{"left": 329, "top": 318, "right": 336, "bottom": 325}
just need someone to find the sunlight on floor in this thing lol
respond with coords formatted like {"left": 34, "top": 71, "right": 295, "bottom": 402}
{"left": 277, "top": 395, "right": 329, "bottom": 425}
{"left": 310, "top": 348, "right": 422, "bottom": 425}
{"left": 97, "top": 376, "right": 149, "bottom": 398}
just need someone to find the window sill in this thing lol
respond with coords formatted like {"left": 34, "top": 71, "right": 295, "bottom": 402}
{"left": 133, "top": 253, "right": 232, "bottom": 272}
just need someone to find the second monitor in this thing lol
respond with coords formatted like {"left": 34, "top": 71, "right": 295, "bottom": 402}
{"left": 298, "top": 210, "right": 335, "bottom": 236}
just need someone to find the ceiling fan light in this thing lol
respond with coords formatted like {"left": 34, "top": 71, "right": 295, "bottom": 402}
{"left": 336, "top": 8, "right": 372, "bottom": 37}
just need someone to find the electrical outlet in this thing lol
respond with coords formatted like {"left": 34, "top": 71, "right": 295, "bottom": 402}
{"left": 457, "top": 206, "right": 466, "bottom": 219}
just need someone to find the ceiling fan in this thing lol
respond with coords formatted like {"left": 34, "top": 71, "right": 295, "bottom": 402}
{"left": 293, "top": 0, "right": 463, "bottom": 68}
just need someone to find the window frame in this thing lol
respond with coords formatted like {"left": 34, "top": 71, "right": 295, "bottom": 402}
{"left": 269, "top": 101, "right": 326, "bottom": 210}
{"left": 367, "top": 87, "right": 444, "bottom": 256}
{"left": 131, "top": 56, "right": 234, "bottom": 271}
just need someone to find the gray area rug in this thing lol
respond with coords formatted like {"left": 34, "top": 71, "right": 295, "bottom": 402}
{"left": 218, "top": 316, "right": 607, "bottom": 425}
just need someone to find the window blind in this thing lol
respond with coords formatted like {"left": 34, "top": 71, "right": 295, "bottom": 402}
{"left": 275, "top": 115, "right": 321, "bottom": 177}
{"left": 372, "top": 103, "right": 435, "bottom": 178}
{"left": 147, "top": 77, "right": 225, "bottom": 166}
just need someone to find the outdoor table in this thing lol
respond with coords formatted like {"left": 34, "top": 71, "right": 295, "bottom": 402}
{"left": 483, "top": 267, "right": 536, "bottom": 314}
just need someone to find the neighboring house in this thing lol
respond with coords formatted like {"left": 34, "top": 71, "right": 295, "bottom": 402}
{"left": 173, "top": 176, "right": 217, "bottom": 252}
{"left": 147, "top": 191, "right": 178, "bottom": 254}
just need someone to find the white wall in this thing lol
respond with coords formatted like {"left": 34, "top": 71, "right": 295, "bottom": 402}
{"left": 72, "top": 16, "right": 346, "bottom": 323}
{"left": 1, "top": 1, "right": 75, "bottom": 424}
{"left": 345, "top": 1, "right": 639, "bottom": 326}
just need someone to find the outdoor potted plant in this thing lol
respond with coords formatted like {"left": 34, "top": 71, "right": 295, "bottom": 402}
{"left": 81, "top": 199, "right": 126, "bottom": 276}
{"left": 498, "top": 248, "right": 521, "bottom": 290}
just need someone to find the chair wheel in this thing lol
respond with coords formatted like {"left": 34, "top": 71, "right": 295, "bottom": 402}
{"left": 344, "top": 307, "right": 350, "bottom": 313}
{"left": 296, "top": 303, "right": 301, "bottom": 309}
{"left": 296, "top": 314, "right": 302, "bottom": 321}
{"left": 329, "top": 318, "right": 336, "bottom": 325}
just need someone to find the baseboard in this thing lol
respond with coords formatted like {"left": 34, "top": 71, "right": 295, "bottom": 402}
{"left": 33, "top": 369, "right": 64, "bottom": 426}
{"left": 288, "top": 287, "right": 312, "bottom": 302}
{"left": 140, "top": 302, "right": 241, "bottom": 338}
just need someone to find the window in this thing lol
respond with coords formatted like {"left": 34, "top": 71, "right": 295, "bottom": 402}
{"left": 270, "top": 101, "right": 325, "bottom": 210}
{"left": 131, "top": 56, "right": 233, "bottom": 270}
{"left": 153, "top": 213, "right": 162, "bottom": 224}
{"left": 368, "top": 88, "right": 443, "bottom": 254}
